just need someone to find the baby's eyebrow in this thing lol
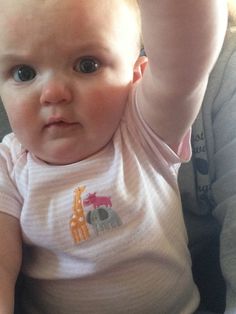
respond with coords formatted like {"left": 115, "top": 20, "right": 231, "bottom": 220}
{"left": 0, "top": 52, "right": 30, "bottom": 64}
{"left": 70, "top": 42, "right": 113, "bottom": 56}
{"left": 0, "top": 43, "right": 112, "bottom": 62}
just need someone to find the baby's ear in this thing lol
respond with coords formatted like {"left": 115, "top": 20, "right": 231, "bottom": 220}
{"left": 133, "top": 56, "right": 148, "bottom": 83}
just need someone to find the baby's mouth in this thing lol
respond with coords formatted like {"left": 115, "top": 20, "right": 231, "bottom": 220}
{"left": 45, "top": 117, "right": 79, "bottom": 130}
{"left": 46, "top": 121, "right": 70, "bottom": 127}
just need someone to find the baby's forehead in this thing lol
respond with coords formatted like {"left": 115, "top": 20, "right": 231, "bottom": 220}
{"left": 0, "top": 0, "right": 138, "bottom": 30}
{"left": 0, "top": 0, "right": 140, "bottom": 52}
{"left": 0, "top": 0, "right": 138, "bottom": 16}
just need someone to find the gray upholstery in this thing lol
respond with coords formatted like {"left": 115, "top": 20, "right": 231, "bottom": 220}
{"left": 0, "top": 99, "right": 11, "bottom": 140}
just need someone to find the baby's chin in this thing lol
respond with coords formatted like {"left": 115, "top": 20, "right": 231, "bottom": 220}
{"left": 35, "top": 144, "right": 108, "bottom": 166}
{"left": 35, "top": 152, "right": 88, "bottom": 166}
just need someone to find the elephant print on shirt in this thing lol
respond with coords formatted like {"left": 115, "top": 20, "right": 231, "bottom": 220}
{"left": 86, "top": 206, "right": 122, "bottom": 235}
{"left": 83, "top": 192, "right": 122, "bottom": 235}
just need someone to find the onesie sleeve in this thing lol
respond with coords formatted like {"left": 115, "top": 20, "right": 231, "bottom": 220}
{"left": 0, "top": 134, "right": 23, "bottom": 218}
{"left": 126, "top": 84, "right": 192, "bottom": 167}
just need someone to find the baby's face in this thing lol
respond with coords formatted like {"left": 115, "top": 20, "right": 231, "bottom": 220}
{"left": 0, "top": 0, "right": 141, "bottom": 164}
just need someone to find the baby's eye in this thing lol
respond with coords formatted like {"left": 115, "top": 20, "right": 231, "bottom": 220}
{"left": 12, "top": 65, "right": 36, "bottom": 82}
{"left": 74, "top": 58, "right": 100, "bottom": 74}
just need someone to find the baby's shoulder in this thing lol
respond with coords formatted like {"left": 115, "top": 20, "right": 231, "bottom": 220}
{"left": 1, "top": 133, "right": 26, "bottom": 165}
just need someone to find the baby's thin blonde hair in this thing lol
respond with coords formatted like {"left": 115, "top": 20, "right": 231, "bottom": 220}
{"left": 124, "top": 0, "right": 143, "bottom": 49}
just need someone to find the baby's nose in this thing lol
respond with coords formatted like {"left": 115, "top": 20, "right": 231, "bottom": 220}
{"left": 40, "top": 79, "right": 72, "bottom": 106}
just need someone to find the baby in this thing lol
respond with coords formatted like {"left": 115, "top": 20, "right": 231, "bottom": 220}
{"left": 0, "top": 0, "right": 227, "bottom": 313}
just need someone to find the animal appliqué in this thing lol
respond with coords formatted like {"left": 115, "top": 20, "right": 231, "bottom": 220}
{"left": 70, "top": 186, "right": 90, "bottom": 244}
{"left": 84, "top": 192, "right": 122, "bottom": 235}
{"left": 70, "top": 188, "right": 122, "bottom": 244}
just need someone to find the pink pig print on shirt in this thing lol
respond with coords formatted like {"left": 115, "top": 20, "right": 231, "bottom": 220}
{"left": 83, "top": 192, "right": 112, "bottom": 209}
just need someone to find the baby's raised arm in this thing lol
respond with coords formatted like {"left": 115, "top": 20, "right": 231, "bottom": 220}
{"left": 0, "top": 213, "right": 22, "bottom": 314}
{"left": 137, "top": 0, "right": 227, "bottom": 152}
